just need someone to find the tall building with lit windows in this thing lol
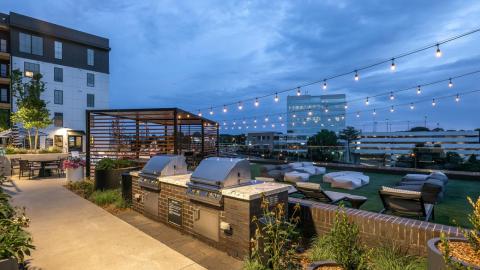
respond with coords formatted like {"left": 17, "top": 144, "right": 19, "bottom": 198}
{"left": 0, "top": 12, "right": 109, "bottom": 152}
{"left": 286, "top": 94, "right": 346, "bottom": 136}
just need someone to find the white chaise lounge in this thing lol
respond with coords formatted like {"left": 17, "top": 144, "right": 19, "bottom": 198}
{"left": 323, "top": 171, "right": 370, "bottom": 190}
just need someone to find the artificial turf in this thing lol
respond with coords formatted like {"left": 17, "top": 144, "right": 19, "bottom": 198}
{"left": 250, "top": 164, "right": 479, "bottom": 228}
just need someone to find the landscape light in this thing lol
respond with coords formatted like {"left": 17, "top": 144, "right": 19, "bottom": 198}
{"left": 436, "top": 44, "right": 442, "bottom": 58}
{"left": 390, "top": 58, "right": 396, "bottom": 71}
{"left": 354, "top": 70, "right": 359, "bottom": 81}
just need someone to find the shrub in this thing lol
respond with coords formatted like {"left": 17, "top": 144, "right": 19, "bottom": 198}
{"left": 369, "top": 243, "right": 426, "bottom": 270}
{"left": 309, "top": 205, "right": 369, "bottom": 270}
{"left": 66, "top": 180, "right": 94, "bottom": 198}
{"left": 89, "top": 189, "right": 128, "bottom": 209}
{"left": 96, "top": 158, "right": 135, "bottom": 171}
{"left": 247, "top": 196, "right": 301, "bottom": 270}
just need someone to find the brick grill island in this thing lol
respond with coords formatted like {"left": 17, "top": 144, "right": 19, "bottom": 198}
{"left": 131, "top": 157, "right": 290, "bottom": 259}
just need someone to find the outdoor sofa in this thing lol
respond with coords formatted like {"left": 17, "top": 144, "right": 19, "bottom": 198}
{"left": 395, "top": 171, "right": 448, "bottom": 204}
{"left": 259, "top": 162, "right": 326, "bottom": 182}
{"left": 322, "top": 171, "right": 370, "bottom": 190}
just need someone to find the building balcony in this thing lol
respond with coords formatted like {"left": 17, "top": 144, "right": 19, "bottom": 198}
{"left": 0, "top": 51, "right": 10, "bottom": 61}
{"left": 0, "top": 76, "right": 10, "bottom": 85}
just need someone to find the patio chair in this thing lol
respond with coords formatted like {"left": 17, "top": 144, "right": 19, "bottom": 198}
{"left": 379, "top": 186, "right": 434, "bottom": 221}
{"left": 10, "top": 158, "right": 21, "bottom": 176}
{"left": 44, "top": 159, "right": 62, "bottom": 177}
{"left": 295, "top": 182, "right": 347, "bottom": 204}
{"left": 19, "top": 160, "right": 41, "bottom": 180}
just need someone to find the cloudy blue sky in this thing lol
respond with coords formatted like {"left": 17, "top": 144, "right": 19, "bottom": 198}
{"left": 3, "top": 0, "right": 480, "bottom": 133}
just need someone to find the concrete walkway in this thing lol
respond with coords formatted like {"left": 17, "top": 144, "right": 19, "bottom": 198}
{"left": 3, "top": 178, "right": 206, "bottom": 270}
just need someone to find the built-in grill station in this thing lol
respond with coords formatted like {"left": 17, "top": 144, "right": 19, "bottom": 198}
{"left": 138, "top": 155, "right": 188, "bottom": 216}
{"left": 131, "top": 155, "right": 290, "bottom": 259}
{"left": 187, "top": 157, "right": 251, "bottom": 207}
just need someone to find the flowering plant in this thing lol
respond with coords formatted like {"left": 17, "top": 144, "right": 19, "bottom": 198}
{"left": 63, "top": 158, "right": 86, "bottom": 169}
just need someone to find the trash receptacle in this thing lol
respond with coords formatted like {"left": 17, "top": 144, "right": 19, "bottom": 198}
{"left": 121, "top": 172, "right": 132, "bottom": 204}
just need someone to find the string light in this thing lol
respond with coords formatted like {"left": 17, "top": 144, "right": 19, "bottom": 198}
{"left": 354, "top": 70, "right": 359, "bottom": 81}
{"left": 455, "top": 94, "right": 460, "bottom": 102}
{"left": 296, "top": 87, "right": 301, "bottom": 96}
{"left": 325, "top": 106, "right": 329, "bottom": 113}
{"left": 264, "top": 116, "right": 269, "bottom": 122}
{"left": 198, "top": 111, "right": 202, "bottom": 117}
{"left": 274, "top": 93, "right": 279, "bottom": 102}
{"left": 233, "top": 121, "right": 236, "bottom": 125}
{"left": 238, "top": 102, "right": 243, "bottom": 110}
{"left": 292, "top": 114, "right": 296, "bottom": 118}
{"left": 390, "top": 106, "right": 395, "bottom": 112}
{"left": 356, "top": 112, "right": 360, "bottom": 118}
{"left": 417, "top": 85, "right": 421, "bottom": 95}
{"left": 253, "top": 118, "right": 257, "bottom": 123}
{"left": 242, "top": 120, "right": 246, "bottom": 124}
{"left": 373, "top": 109, "right": 377, "bottom": 115}
{"left": 365, "top": 97, "right": 370, "bottom": 105}
{"left": 410, "top": 103, "right": 415, "bottom": 110}
{"left": 390, "top": 58, "right": 396, "bottom": 71}
{"left": 254, "top": 98, "right": 259, "bottom": 107}
{"left": 223, "top": 105, "right": 228, "bottom": 113}
{"left": 432, "top": 98, "right": 436, "bottom": 106}
{"left": 209, "top": 107, "right": 214, "bottom": 115}
{"left": 281, "top": 123, "right": 285, "bottom": 127}
{"left": 344, "top": 103, "right": 348, "bottom": 109}
{"left": 278, "top": 116, "right": 282, "bottom": 120}
{"left": 308, "top": 109, "right": 313, "bottom": 116}
{"left": 436, "top": 44, "right": 442, "bottom": 58}
{"left": 448, "top": 78, "right": 453, "bottom": 88}
{"left": 390, "top": 92, "right": 395, "bottom": 100}
{"left": 254, "top": 125, "right": 257, "bottom": 129}
{"left": 271, "top": 124, "right": 275, "bottom": 128}
{"left": 323, "top": 80, "right": 327, "bottom": 90}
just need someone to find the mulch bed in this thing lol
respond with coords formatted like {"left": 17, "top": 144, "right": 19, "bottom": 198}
{"left": 439, "top": 241, "right": 480, "bottom": 267}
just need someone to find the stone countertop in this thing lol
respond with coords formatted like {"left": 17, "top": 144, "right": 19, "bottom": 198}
{"left": 222, "top": 181, "right": 291, "bottom": 201}
{"left": 130, "top": 171, "right": 191, "bottom": 187}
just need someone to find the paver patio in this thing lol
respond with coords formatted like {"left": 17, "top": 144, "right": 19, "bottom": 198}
{"left": 3, "top": 178, "right": 206, "bottom": 270}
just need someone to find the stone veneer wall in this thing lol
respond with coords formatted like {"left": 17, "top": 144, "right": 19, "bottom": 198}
{"left": 289, "top": 197, "right": 462, "bottom": 256}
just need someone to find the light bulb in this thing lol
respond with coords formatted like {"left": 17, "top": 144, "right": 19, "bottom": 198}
{"left": 238, "top": 102, "right": 243, "bottom": 110}
{"left": 254, "top": 125, "right": 257, "bottom": 129}
{"left": 435, "top": 44, "right": 442, "bottom": 58}
{"left": 328, "top": 118, "right": 331, "bottom": 122}
{"left": 390, "top": 106, "right": 395, "bottom": 112}
{"left": 264, "top": 116, "right": 269, "bottom": 122}
{"left": 274, "top": 93, "right": 279, "bottom": 102}
{"left": 417, "top": 85, "right": 421, "bottom": 95}
{"left": 271, "top": 124, "right": 275, "bottom": 128}
{"left": 278, "top": 116, "right": 282, "bottom": 120}
{"left": 323, "top": 80, "right": 327, "bottom": 90}
{"left": 432, "top": 99, "right": 436, "bottom": 106}
{"left": 209, "top": 108, "right": 214, "bottom": 115}
{"left": 410, "top": 103, "right": 415, "bottom": 110}
{"left": 296, "top": 87, "right": 301, "bottom": 96}
{"left": 448, "top": 78, "right": 453, "bottom": 88}
{"left": 242, "top": 120, "right": 246, "bottom": 124}
{"left": 325, "top": 106, "right": 329, "bottom": 113}
{"left": 292, "top": 122, "right": 295, "bottom": 126}
{"left": 302, "top": 121, "right": 306, "bottom": 125}
{"left": 354, "top": 70, "right": 359, "bottom": 81}
{"left": 233, "top": 121, "right": 236, "bottom": 125}
{"left": 308, "top": 110, "right": 313, "bottom": 116}
{"left": 281, "top": 123, "right": 285, "bottom": 127}
{"left": 254, "top": 118, "right": 257, "bottom": 123}
{"left": 373, "top": 109, "right": 376, "bottom": 115}
{"left": 390, "top": 92, "right": 395, "bottom": 100}
{"left": 390, "top": 58, "right": 396, "bottom": 71}
{"left": 254, "top": 98, "right": 259, "bottom": 107}
{"left": 246, "top": 126, "right": 249, "bottom": 129}
{"left": 223, "top": 105, "right": 227, "bottom": 113}
{"left": 292, "top": 114, "right": 296, "bottom": 118}
{"left": 365, "top": 97, "right": 369, "bottom": 105}
{"left": 198, "top": 111, "right": 202, "bottom": 117}
{"left": 356, "top": 112, "right": 360, "bottom": 118}
{"left": 455, "top": 94, "right": 460, "bottom": 102}
{"left": 344, "top": 103, "right": 348, "bottom": 109}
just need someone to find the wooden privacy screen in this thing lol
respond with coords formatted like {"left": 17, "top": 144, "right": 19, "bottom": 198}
{"left": 86, "top": 108, "right": 218, "bottom": 176}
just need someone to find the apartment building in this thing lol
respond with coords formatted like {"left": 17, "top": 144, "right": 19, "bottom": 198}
{"left": 0, "top": 12, "right": 110, "bottom": 152}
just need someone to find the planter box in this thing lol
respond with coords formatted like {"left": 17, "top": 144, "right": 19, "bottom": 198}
{"left": 0, "top": 258, "right": 19, "bottom": 270}
{"left": 66, "top": 167, "right": 84, "bottom": 182}
{"left": 95, "top": 167, "right": 137, "bottom": 190}
{"left": 427, "top": 237, "right": 480, "bottom": 270}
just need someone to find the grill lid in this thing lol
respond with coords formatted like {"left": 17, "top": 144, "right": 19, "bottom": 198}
{"left": 140, "top": 155, "right": 188, "bottom": 177}
{"left": 190, "top": 157, "right": 251, "bottom": 188}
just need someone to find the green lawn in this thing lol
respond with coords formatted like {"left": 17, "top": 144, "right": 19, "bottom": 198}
{"left": 250, "top": 164, "right": 479, "bottom": 228}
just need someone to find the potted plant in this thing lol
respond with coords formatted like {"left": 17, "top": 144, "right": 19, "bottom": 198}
{"left": 63, "top": 158, "right": 86, "bottom": 182}
{"left": 308, "top": 205, "right": 369, "bottom": 270}
{"left": 94, "top": 158, "right": 137, "bottom": 190}
{"left": 427, "top": 196, "right": 480, "bottom": 270}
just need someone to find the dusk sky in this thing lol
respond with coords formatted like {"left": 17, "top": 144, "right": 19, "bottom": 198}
{"left": 3, "top": 0, "right": 480, "bottom": 133}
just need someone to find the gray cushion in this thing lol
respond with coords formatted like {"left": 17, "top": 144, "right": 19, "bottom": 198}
{"left": 261, "top": 165, "right": 277, "bottom": 171}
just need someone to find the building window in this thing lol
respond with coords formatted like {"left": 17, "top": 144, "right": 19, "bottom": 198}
{"left": 0, "top": 39, "right": 6, "bottom": 52}
{"left": 87, "top": 73, "right": 94, "bottom": 87}
{"left": 19, "top": 33, "right": 43, "bottom": 56}
{"left": 54, "top": 90, "right": 63, "bottom": 105}
{"left": 87, "top": 49, "right": 94, "bottom": 66}
{"left": 24, "top": 62, "right": 40, "bottom": 77}
{"left": 54, "top": 135, "right": 63, "bottom": 148}
{"left": 0, "top": 88, "right": 8, "bottom": 103}
{"left": 0, "top": 64, "right": 7, "bottom": 77}
{"left": 54, "top": 112, "right": 63, "bottom": 127}
{"left": 87, "top": 94, "right": 95, "bottom": 107}
{"left": 54, "top": 67, "right": 63, "bottom": 82}
{"left": 54, "top": 41, "right": 62, "bottom": 59}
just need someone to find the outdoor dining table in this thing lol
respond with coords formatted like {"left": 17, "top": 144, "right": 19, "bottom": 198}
{"left": 28, "top": 159, "right": 60, "bottom": 177}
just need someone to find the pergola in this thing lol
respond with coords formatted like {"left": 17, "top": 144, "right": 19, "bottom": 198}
{"left": 86, "top": 108, "right": 218, "bottom": 176}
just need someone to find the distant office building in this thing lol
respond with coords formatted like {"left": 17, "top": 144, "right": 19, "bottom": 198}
{"left": 352, "top": 130, "right": 480, "bottom": 164}
{"left": 287, "top": 94, "right": 346, "bottom": 136}
{"left": 246, "top": 132, "right": 282, "bottom": 151}
{"left": 0, "top": 12, "right": 110, "bottom": 152}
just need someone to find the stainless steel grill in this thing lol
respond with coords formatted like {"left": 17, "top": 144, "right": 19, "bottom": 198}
{"left": 187, "top": 157, "right": 251, "bottom": 206}
{"left": 139, "top": 155, "right": 188, "bottom": 191}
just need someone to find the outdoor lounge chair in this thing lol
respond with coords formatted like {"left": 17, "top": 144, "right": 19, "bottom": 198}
{"left": 379, "top": 186, "right": 434, "bottom": 221}
{"left": 295, "top": 182, "right": 368, "bottom": 208}
{"left": 19, "top": 160, "right": 41, "bottom": 179}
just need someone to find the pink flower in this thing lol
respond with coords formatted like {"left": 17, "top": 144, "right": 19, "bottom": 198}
{"left": 63, "top": 158, "right": 86, "bottom": 169}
